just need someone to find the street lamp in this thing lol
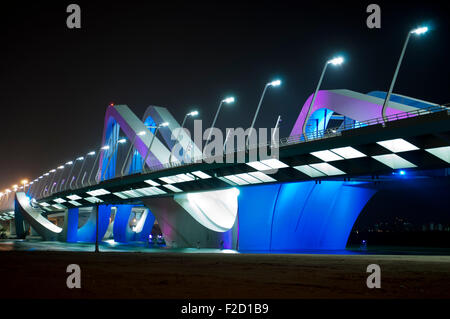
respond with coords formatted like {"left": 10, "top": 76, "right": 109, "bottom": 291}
{"left": 247, "top": 79, "right": 282, "bottom": 148}
{"left": 206, "top": 96, "right": 235, "bottom": 142}
{"left": 142, "top": 122, "right": 169, "bottom": 173}
{"left": 302, "top": 56, "right": 344, "bottom": 138}
{"left": 169, "top": 109, "right": 199, "bottom": 164}
{"left": 121, "top": 130, "right": 146, "bottom": 176}
{"left": 102, "top": 137, "right": 128, "bottom": 180}
{"left": 382, "top": 26, "right": 429, "bottom": 122}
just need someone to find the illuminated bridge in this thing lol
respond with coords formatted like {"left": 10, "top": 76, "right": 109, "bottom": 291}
{"left": 1, "top": 89, "right": 449, "bottom": 251}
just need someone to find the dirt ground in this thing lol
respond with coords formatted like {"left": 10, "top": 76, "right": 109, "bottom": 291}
{"left": 0, "top": 251, "right": 449, "bottom": 299}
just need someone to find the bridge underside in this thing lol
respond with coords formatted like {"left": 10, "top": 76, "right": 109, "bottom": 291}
{"left": 12, "top": 178, "right": 378, "bottom": 250}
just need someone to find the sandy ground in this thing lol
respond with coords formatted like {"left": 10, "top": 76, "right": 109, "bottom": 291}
{"left": 0, "top": 251, "right": 449, "bottom": 299}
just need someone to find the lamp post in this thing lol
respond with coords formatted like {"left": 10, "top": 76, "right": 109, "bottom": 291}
{"left": 59, "top": 161, "right": 73, "bottom": 192}
{"left": 169, "top": 110, "right": 198, "bottom": 164}
{"left": 206, "top": 97, "right": 235, "bottom": 142}
{"left": 88, "top": 145, "right": 110, "bottom": 186}
{"left": 102, "top": 137, "right": 127, "bottom": 180}
{"left": 247, "top": 79, "right": 281, "bottom": 148}
{"left": 73, "top": 151, "right": 95, "bottom": 189}
{"left": 142, "top": 122, "right": 169, "bottom": 173}
{"left": 121, "top": 130, "right": 147, "bottom": 176}
{"left": 302, "top": 56, "right": 344, "bottom": 138}
{"left": 382, "top": 26, "right": 429, "bottom": 122}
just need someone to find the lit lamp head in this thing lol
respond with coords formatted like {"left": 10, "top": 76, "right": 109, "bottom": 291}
{"left": 57, "top": 165, "right": 64, "bottom": 170}
{"left": 328, "top": 56, "right": 344, "bottom": 66}
{"left": 268, "top": 79, "right": 282, "bottom": 87}
{"left": 87, "top": 151, "right": 96, "bottom": 156}
{"left": 137, "top": 131, "right": 146, "bottom": 136}
{"left": 101, "top": 145, "right": 110, "bottom": 150}
{"left": 159, "top": 122, "right": 169, "bottom": 127}
{"left": 188, "top": 110, "right": 199, "bottom": 117}
{"left": 222, "top": 97, "right": 235, "bottom": 104}
{"left": 66, "top": 161, "right": 73, "bottom": 165}
{"left": 411, "top": 26, "right": 428, "bottom": 35}
{"left": 76, "top": 156, "right": 84, "bottom": 161}
{"left": 118, "top": 138, "right": 127, "bottom": 144}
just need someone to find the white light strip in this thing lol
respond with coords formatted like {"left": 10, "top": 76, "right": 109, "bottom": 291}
{"left": 309, "top": 163, "right": 346, "bottom": 176}
{"left": 151, "top": 187, "right": 167, "bottom": 194}
{"left": 311, "top": 150, "right": 344, "bottom": 162}
{"left": 294, "top": 165, "right": 326, "bottom": 178}
{"left": 121, "top": 190, "right": 141, "bottom": 198}
{"left": 39, "top": 202, "right": 50, "bottom": 207}
{"left": 86, "top": 188, "right": 110, "bottom": 197}
{"left": 217, "top": 177, "right": 237, "bottom": 186}
{"left": 330, "top": 146, "right": 366, "bottom": 159}
{"left": 191, "top": 171, "right": 211, "bottom": 179}
{"left": 66, "top": 194, "right": 82, "bottom": 201}
{"left": 234, "top": 173, "right": 262, "bottom": 184}
{"left": 113, "top": 192, "right": 129, "bottom": 199}
{"left": 144, "top": 179, "right": 161, "bottom": 186}
{"left": 53, "top": 198, "right": 66, "bottom": 204}
{"left": 425, "top": 146, "right": 450, "bottom": 164}
{"left": 85, "top": 196, "right": 104, "bottom": 203}
{"left": 159, "top": 177, "right": 175, "bottom": 184}
{"left": 372, "top": 154, "right": 417, "bottom": 169}
{"left": 246, "top": 161, "right": 272, "bottom": 171}
{"left": 377, "top": 138, "right": 419, "bottom": 153}
{"left": 174, "top": 174, "right": 195, "bottom": 182}
{"left": 259, "top": 158, "right": 289, "bottom": 169}
{"left": 163, "top": 184, "right": 183, "bottom": 193}
{"left": 68, "top": 200, "right": 82, "bottom": 207}
{"left": 52, "top": 204, "right": 66, "bottom": 210}
{"left": 247, "top": 171, "right": 277, "bottom": 182}
{"left": 223, "top": 175, "right": 249, "bottom": 185}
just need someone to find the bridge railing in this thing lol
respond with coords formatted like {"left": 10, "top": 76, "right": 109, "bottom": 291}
{"left": 26, "top": 104, "right": 448, "bottom": 200}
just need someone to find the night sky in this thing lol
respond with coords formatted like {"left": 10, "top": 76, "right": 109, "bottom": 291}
{"left": 0, "top": 0, "right": 449, "bottom": 190}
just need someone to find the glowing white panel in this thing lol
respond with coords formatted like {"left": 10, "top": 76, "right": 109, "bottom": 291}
{"left": 311, "top": 150, "right": 343, "bottom": 162}
{"left": 372, "top": 154, "right": 417, "bottom": 169}
{"left": 309, "top": 163, "right": 345, "bottom": 176}
{"left": 121, "top": 190, "right": 141, "bottom": 198}
{"left": 234, "top": 173, "right": 262, "bottom": 184}
{"left": 259, "top": 158, "right": 289, "bottom": 169}
{"left": 331, "top": 147, "right": 366, "bottom": 159}
{"left": 39, "top": 202, "right": 50, "bottom": 207}
{"left": 53, "top": 198, "right": 66, "bottom": 204}
{"left": 376, "top": 138, "right": 419, "bottom": 153}
{"left": 159, "top": 177, "right": 175, "bottom": 184}
{"left": 150, "top": 187, "right": 167, "bottom": 194}
{"left": 135, "top": 187, "right": 158, "bottom": 196}
{"left": 191, "top": 171, "right": 211, "bottom": 179}
{"left": 246, "top": 161, "right": 272, "bottom": 171}
{"left": 66, "top": 194, "right": 82, "bottom": 201}
{"left": 217, "top": 176, "right": 237, "bottom": 186}
{"left": 144, "top": 179, "right": 160, "bottom": 186}
{"left": 175, "top": 174, "right": 195, "bottom": 182}
{"left": 293, "top": 165, "right": 326, "bottom": 177}
{"left": 113, "top": 192, "right": 129, "bottom": 199}
{"left": 223, "top": 175, "right": 249, "bottom": 185}
{"left": 85, "top": 197, "right": 104, "bottom": 203}
{"left": 425, "top": 146, "right": 450, "bottom": 164}
{"left": 163, "top": 184, "right": 183, "bottom": 193}
{"left": 68, "top": 200, "right": 82, "bottom": 207}
{"left": 86, "top": 188, "right": 110, "bottom": 197}
{"left": 52, "top": 204, "right": 66, "bottom": 210}
{"left": 248, "top": 171, "right": 277, "bottom": 182}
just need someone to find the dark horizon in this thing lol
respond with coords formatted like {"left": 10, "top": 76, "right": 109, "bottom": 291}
{"left": 1, "top": 0, "right": 449, "bottom": 189}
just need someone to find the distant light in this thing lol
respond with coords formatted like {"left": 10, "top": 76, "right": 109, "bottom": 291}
{"left": 66, "top": 161, "right": 73, "bottom": 165}
{"left": 88, "top": 151, "right": 96, "bottom": 156}
{"left": 76, "top": 156, "right": 84, "bottom": 161}
{"left": 137, "top": 131, "right": 146, "bottom": 136}
{"left": 12, "top": 185, "right": 18, "bottom": 189}
{"left": 269, "top": 79, "right": 281, "bottom": 87}
{"left": 328, "top": 56, "right": 344, "bottom": 65}
{"left": 411, "top": 26, "right": 428, "bottom": 35}
{"left": 44, "top": 173, "right": 49, "bottom": 176}
{"left": 50, "top": 169, "right": 56, "bottom": 173}
{"left": 109, "top": 102, "right": 115, "bottom": 106}
{"left": 223, "top": 97, "right": 235, "bottom": 104}
{"left": 5, "top": 189, "right": 11, "bottom": 193}
{"left": 57, "top": 165, "right": 64, "bottom": 169}
{"left": 21, "top": 179, "right": 28, "bottom": 185}
{"left": 188, "top": 110, "right": 199, "bottom": 117}
{"left": 118, "top": 138, "right": 127, "bottom": 144}
{"left": 160, "top": 122, "right": 169, "bottom": 127}
{"left": 399, "top": 170, "right": 406, "bottom": 175}
{"left": 101, "top": 145, "right": 110, "bottom": 150}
